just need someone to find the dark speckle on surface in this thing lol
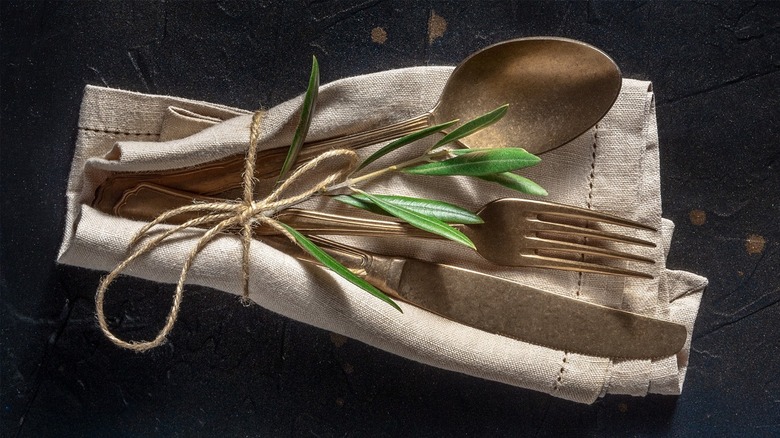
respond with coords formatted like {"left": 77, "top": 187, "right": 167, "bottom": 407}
{"left": 1, "top": 1, "right": 779, "bottom": 436}
{"left": 427, "top": 10, "right": 447, "bottom": 45}
{"left": 745, "top": 234, "right": 766, "bottom": 255}
{"left": 329, "top": 332, "right": 349, "bottom": 348}
{"left": 689, "top": 209, "right": 707, "bottom": 226}
{"left": 370, "top": 26, "right": 387, "bottom": 44}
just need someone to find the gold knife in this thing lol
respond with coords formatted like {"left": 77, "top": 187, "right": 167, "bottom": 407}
{"left": 275, "top": 236, "right": 687, "bottom": 360}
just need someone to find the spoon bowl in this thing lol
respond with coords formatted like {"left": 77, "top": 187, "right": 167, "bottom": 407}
{"left": 304, "top": 37, "right": 621, "bottom": 156}
{"left": 432, "top": 37, "right": 621, "bottom": 153}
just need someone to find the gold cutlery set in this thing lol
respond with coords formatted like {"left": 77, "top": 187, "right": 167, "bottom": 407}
{"left": 92, "top": 37, "right": 687, "bottom": 359}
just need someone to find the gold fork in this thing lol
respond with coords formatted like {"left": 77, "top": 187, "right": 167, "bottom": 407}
{"left": 287, "top": 198, "right": 657, "bottom": 279}
{"left": 104, "top": 182, "right": 658, "bottom": 279}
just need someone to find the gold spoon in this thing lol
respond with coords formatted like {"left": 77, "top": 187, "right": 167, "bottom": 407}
{"left": 92, "top": 37, "right": 621, "bottom": 209}
{"left": 302, "top": 36, "right": 622, "bottom": 155}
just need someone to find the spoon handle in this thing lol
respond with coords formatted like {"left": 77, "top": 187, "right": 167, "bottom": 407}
{"left": 92, "top": 113, "right": 432, "bottom": 210}
{"left": 302, "top": 112, "right": 430, "bottom": 151}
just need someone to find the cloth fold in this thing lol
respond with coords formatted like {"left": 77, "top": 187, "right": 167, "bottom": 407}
{"left": 58, "top": 67, "right": 706, "bottom": 403}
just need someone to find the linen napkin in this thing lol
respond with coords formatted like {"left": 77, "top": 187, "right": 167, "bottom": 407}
{"left": 58, "top": 67, "right": 707, "bottom": 404}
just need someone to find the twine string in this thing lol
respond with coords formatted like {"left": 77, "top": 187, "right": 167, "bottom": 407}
{"left": 96, "top": 110, "right": 358, "bottom": 351}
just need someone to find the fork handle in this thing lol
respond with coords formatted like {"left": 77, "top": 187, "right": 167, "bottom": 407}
{"left": 275, "top": 209, "right": 431, "bottom": 238}
{"left": 107, "top": 181, "right": 440, "bottom": 239}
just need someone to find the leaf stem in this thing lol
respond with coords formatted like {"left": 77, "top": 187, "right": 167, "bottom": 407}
{"left": 329, "top": 149, "right": 451, "bottom": 192}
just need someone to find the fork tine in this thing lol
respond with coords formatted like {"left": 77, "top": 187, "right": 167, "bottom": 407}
{"left": 524, "top": 200, "right": 657, "bottom": 231}
{"left": 525, "top": 237, "right": 656, "bottom": 263}
{"left": 520, "top": 254, "right": 655, "bottom": 279}
{"left": 528, "top": 218, "right": 657, "bottom": 247}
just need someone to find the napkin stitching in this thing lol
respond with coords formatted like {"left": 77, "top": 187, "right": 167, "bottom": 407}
{"left": 552, "top": 355, "right": 569, "bottom": 391}
{"left": 586, "top": 125, "right": 597, "bottom": 210}
{"left": 78, "top": 126, "right": 160, "bottom": 137}
{"left": 575, "top": 125, "right": 598, "bottom": 299}
{"left": 554, "top": 124, "right": 599, "bottom": 393}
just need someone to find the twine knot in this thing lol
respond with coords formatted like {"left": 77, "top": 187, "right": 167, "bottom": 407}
{"left": 96, "top": 110, "right": 358, "bottom": 351}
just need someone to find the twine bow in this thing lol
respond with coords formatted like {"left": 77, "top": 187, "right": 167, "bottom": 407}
{"left": 96, "top": 111, "right": 358, "bottom": 351}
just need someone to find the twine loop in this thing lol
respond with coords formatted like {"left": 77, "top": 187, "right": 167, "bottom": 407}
{"left": 96, "top": 110, "right": 358, "bottom": 351}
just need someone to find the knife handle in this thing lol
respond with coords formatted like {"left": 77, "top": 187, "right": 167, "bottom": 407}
{"left": 266, "top": 236, "right": 406, "bottom": 301}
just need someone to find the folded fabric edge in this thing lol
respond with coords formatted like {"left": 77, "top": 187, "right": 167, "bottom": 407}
{"left": 58, "top": 85, "right": 252, "bottom": 262}
{"left": 650, "top": 269, "right": 707, "bottom": 395}
{"left": 78, "top": 85, "right": 252, "bottom": 137}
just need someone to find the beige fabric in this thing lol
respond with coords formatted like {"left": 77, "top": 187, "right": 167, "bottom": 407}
{"left": 58, "top": 67, "right": 707, "bottom": 404}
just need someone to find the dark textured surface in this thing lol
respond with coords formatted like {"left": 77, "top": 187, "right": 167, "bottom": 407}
{"left": 1, "top": 1, "right": 778, "bottom": 436}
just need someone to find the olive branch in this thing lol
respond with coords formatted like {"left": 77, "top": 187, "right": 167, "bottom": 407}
{"left": 275, "top": 57, "right": 547, "bottom": 311}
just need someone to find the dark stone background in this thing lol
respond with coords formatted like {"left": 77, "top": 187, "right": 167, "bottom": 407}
{"left": 1, "top": 1, "right": 778, "bottom": 436}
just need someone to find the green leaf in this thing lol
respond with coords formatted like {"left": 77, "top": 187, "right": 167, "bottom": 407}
{"left": 337, "top": 194, "right": 483, "bottom": 224}
{"left": 332, "top": 194, "right": 388, "bottom": 216}
{"left": 278, "top": 56, "right": 319, "bottom": 182}
{"left": 403, "top": 148, "right": 541, "bottom": 176}
{"left": 356, "top": 120, "right": 459, "bottom": 171}
{"left": 279, "top": 223, "right": 402, "bottom": 312}
{"left": 359, "top": 192, "right": 476, "bottom": 249}
{"left": 478, "top": 172, "right": 548, "bottom": 196}
{"left": 433, "top": 104, "right": 508, "bottom": 148}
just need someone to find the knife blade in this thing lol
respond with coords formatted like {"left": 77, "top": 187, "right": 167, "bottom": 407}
{"left": 389, "top": 259, "right": 686, "bottom": 359}
{"left": 300, "top": 237, "right": 687, "bottom": 360}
